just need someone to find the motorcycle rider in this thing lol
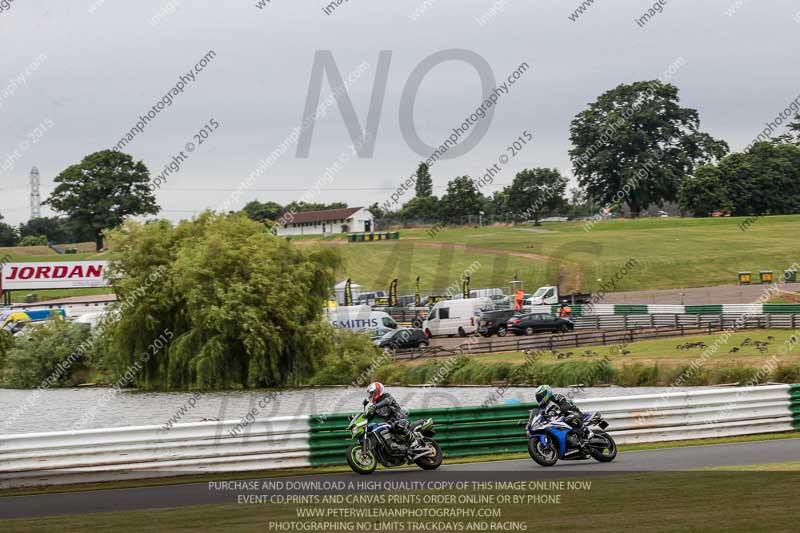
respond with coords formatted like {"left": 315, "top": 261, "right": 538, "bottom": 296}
{"left": 535, "top": 384, "right": 589, "bottom": 441}
{"left": 365, "top": 382, "right": 423, "bottom": 449}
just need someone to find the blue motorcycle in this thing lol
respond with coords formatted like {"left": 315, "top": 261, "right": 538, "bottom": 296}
{"left": 522, "top": 406, "right": 617, "bottom": 466}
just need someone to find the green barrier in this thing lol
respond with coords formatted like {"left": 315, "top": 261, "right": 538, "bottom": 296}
{"left": 309, "top": 403, "right": 536, "bottom": 466}
{"left": 613, "top": 304, "right": 649, "bottom": 315}
{"left": 684, "top": 305, "right": 724, "bottom": 315}
{"left": 763, "top": 304, "right": 800, "bottom": 314}
{"left": 790, "top": 384, "right": 800, "bottom": 430}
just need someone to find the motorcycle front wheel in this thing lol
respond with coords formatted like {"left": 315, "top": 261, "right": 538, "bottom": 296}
{"left": 527, "top": 437, "right": 558, "bottom": 467}
{"left": 415, "top": 439, "right": 443, "bottom": 470}
{"left": 588, "top": 430, "right": 617, "bottom": 462}
{"left": 346, "top": 443, "right": 378, "bottom": 474}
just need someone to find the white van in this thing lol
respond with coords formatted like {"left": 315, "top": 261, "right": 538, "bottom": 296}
{"left": 422, "top": 298, "right": 494, "bottom": 337}
{"left": 325, "top": 305, "right": 398, "bottom": 331}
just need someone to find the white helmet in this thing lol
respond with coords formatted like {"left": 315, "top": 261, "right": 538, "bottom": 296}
{"left": 366, "top": 382, "right": 384, "bottom": 403}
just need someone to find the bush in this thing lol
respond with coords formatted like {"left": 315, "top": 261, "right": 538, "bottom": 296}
{"left": 1, "top": 321, "right": 98, "bottom": 388}
{"left": 18, "top": 234, "right": 49, "bottom": 246}
{"left": 771, "top": 365, "right": 800, "bottom": 384}
{"left": 308, "top": 330, "right": 382, "bottom": 386}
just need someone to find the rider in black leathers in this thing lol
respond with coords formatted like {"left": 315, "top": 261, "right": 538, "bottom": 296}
{"left": 535, "top": 384, "right": 589, "bottom": 440}
{"left": 365, "top": 382, "right": 422, "bottom": 449}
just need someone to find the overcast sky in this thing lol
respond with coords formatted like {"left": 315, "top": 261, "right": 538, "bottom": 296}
{"left": 1, "top": 0, "right": 799, "bottom": 226}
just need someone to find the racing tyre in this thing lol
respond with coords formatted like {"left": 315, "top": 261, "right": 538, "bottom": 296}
{"left": 346, "top": 443, "right": 377, "bottom": 475}
{"left": 415, "top": 439, "right": 443, "bottom": 470}
{"left": 457, "top": 327, "right": 467, "bottom": 337}
{"left": 588, "top": 430, "right": 617, "bottom": 462}
{"left": 524, "top": 327, "right": 534, "bottom": 336}
{"left": 528, "top": 437, "right": 558, "bottom": 467}
{"left": 412, "top": 318, "right": 423, "bottom": 328}
{"left": 497, "top": 326, "right": 508, "bottom": 337}
{"left": 418, "top": 341, "right": 429, "bottom": 349}
{"left": 559, "top": 324, "right": 570, "bottom": 332}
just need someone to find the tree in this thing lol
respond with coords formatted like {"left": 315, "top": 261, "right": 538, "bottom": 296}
{"left": 103, "top": 212, "right": 343, "bottom": 390}
{"left": 398, "top": 196, "right": 439, "bottom": 223}
{"left": 283, "top": 201, "right": 347, "bottom": 214}
{"left": 788, "top": 112, "right": 800, "bottom": 145}
{"left": 505, "top": 168, "right": 568, "bottom": 224}
{"left": 18, "top": 216, "right": 94, "bottom": 244}
{"left": 243, "top": 200, "right": 282, "bottom": 222}
{"left": 569, "top": 81, "right": 728, "bottom": 216}
{"left": 677, "top": 142, "right": 800, "bottom": 216}
{"left": 677, "top": 165, "right": 730, "bottom": 216}
{"left": 0, "top": 213, "right": 17, "bottom": 247}
{"left": 45, "top": 150, "right": 159, "bottom": 251}
{"left": 414, "top": 162, "right": 433, "bottom": 198}
{"left": 439, "top": 176, "right": 485, "bottom": 224}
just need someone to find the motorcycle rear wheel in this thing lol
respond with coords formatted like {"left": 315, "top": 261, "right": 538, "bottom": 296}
{"left": 527, "top": 438, "right": 558, "bottom": 466}
{"left": 588, "top": 430, "right": 617, "bottom": 462}
{"left": 415, "top": 439, "right": 443, "bottom": 470}
{"left": 346, "top": 443, "right": 378, "bottom": 474}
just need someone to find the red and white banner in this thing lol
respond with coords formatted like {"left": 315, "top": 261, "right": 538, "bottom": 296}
{"left": 0, "top": 261, "right": 110, "bottom": 291}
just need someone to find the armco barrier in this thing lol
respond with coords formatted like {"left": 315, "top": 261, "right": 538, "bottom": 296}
{"left": 1, "top": 385, "right": 797, "bottom": 487}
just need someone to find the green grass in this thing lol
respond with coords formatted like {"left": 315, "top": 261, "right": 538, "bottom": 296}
{"left": 3, "top": 468, "right": 799, "bottom": 531}
{"left": 444, "top": 329, "right": 800, "bottom": 368}
{"left": 371, "top": 329, "right": 800, "bottom": 386}
{"left": 706, "top": 461, "right": 800, "bottom": 471}
{"left": 330, "top": 215, "right": 800, "bottom": 292}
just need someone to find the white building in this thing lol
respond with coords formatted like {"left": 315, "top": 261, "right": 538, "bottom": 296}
{"left": 277, "top": 207, "right": 374, "bottom": 236}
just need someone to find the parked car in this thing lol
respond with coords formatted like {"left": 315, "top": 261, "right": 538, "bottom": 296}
{"left": 355, "top": 325, "right": 395, "bottom": 341}
{"left": 422, "top": 298, "right": 494, "bottom": 337}
{"left": 477, "top": 309, "right": 523, "bottom": 337}
{"left": 506, "top": 312, "right": 574, "bottom": 336}
{"left": 373, "top": 328, "right": 430, "bottom": 351}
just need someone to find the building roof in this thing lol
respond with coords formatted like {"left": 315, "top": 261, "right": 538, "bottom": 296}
{"left": 282, "top": 206, "right": 364, "bottom": 225}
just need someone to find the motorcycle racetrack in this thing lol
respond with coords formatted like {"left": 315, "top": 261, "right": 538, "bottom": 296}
{"left": 1, "top": 437, "right": 797, "bottom": 520}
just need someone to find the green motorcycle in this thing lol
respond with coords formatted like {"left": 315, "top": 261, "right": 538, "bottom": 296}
{"left": 345, "top": 400, "right": 443, "bottom": 475}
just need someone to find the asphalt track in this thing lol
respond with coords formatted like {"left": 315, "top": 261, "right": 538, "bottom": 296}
{"left": 0, "top": 439, "right": 797, "bottom": 519}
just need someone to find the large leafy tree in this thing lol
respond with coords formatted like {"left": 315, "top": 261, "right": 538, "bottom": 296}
{"left": 242, "top": 200, "right": 282, "bottom": 222}
{"left": 505, "top": 168, "right": 568, "bottom": 224}
{"left": 678, "top": 142, "right": 800, "bottom": 216}
{"left": 0, "top": 213, "right": 17, "bottom": 247}
{"left": 414, "top": 162, "right": 433, "bottom": 197}
{"left": 677, "top": 165, "right": 730, "bottom": 216}
{"left": 398, "top": 196, "right": 439, "bottom": 223}
{"left": 45, "top": 150, "right": 159, "bottom": 251}
{"left": 104, "top": 212, "right": 342, "bottom": 390}
{"left": 18, "top": 216, "right": 95, "bottom": 244}
{"left": 439, "top": 176, "right": 485, "bottom": 223}
{"left": 569, "top": 81, "right": 728, "bottom": 215}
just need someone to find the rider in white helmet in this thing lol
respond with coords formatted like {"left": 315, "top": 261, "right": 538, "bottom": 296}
{"left": 365, "top": 382, "right": 422, "bottom": 449}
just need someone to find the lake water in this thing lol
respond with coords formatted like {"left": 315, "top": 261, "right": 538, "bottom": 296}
{"left": 0, "top": 385, "right": 717, "bottom": 435}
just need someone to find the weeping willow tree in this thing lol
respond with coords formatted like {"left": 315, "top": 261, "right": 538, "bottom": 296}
{"left": 104, "top": 212, "right": 341, "bottom": 390}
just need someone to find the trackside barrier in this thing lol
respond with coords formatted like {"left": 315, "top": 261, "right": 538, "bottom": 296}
{"left": 397, "top": 315, "right": 800, "bottom": 359}
{"left": 1, "top": 385, "right": 798, "bottom": 487}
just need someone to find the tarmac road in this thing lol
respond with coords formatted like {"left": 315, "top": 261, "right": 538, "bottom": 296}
{"left": 0, "top": 438, "right": 797, "bottom": 519}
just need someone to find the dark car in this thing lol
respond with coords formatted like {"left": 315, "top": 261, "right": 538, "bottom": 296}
{"left": 373, "top": 328, "right": 430, "bottom": 351}
{"left": 506, "top": 313, "right": 574, "bottom": 336}
{"left": 477, "top": 309, "right": 523, "bottom": 337}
